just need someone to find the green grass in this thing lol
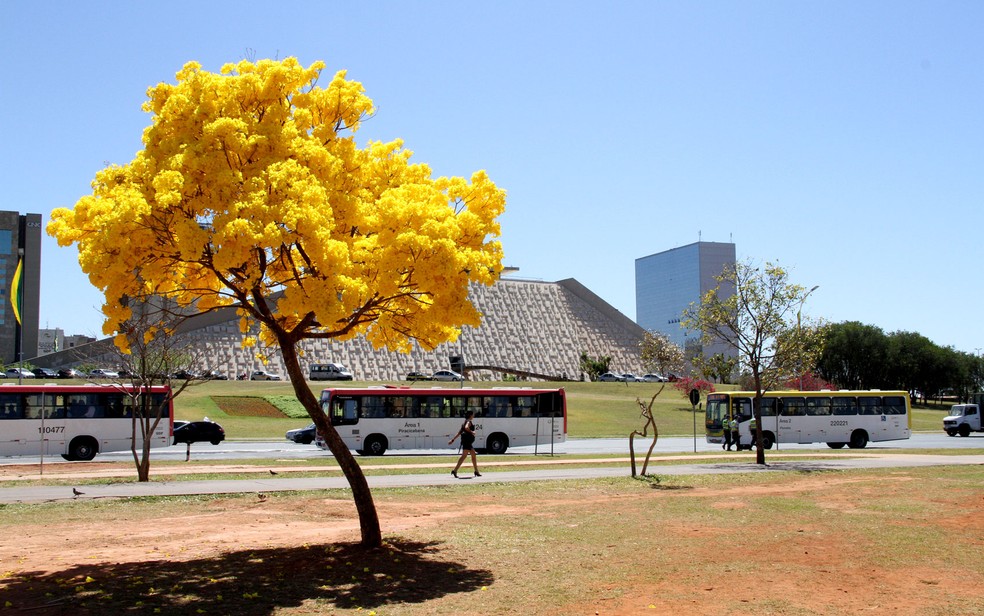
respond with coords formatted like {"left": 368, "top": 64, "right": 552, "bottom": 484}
{"left": 7, "top": 466, "right": 981, "bottom": 614}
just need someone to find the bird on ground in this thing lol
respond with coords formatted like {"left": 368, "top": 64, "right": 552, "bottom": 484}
{"left": 257, "top": 493, "right": 268, "bottom": 502}
{"left": 72, "top": 488, "right": 84, "bottom": 497}
{"left": 269, "top": 469, "right": 278, "bottom": 475}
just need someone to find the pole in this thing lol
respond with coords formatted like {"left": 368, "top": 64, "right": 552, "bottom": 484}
{"left": 692, "top": 402, "right": 699, "bottom": 453}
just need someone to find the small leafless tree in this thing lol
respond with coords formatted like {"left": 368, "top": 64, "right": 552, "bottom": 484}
{"left": 629, "top": 387, "right": 664, "bottom": 477}
{"left": 108, "top": 302, "right": 208, "bottom": 481}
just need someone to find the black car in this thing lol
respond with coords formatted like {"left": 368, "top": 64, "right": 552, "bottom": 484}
{"left": 57, "top": 368, "right": 84, "bottom": 379}
{"left": 32, "top": 367, "right": 58, "bottom": 379}
{"left": 286, "top": 423, "right": 317, "bottom": 444}
{"left": 173, "top": 420, "right": 225, "bottom": 445}
{"left": 406, "top": 371, "right": 432, "bottom": 381}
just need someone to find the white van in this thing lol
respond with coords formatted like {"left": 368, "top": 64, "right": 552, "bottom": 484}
{"left": 309, "top": 363, "right": 354, "bottom": 381}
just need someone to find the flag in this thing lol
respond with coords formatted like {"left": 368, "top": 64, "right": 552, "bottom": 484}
{"left": 10, "top": 257, "right": 23, "bottom": 326}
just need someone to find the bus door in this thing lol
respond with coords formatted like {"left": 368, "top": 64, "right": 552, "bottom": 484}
{"left": 328, "top": 396, "right": 362, "bottom": 448}
{"left": 0, "top": 392, "right": 30, "bottom": 456}
{"left": 27, "top": 393, "right": 70, "bottom": 457}
{"left": 777, "top": 397, "right": 804, "bottom": 443}
{"left": 412, "top": 396, "right": 450, "bottom": 450}
{"left": 705, "top": 395, "right": 730, "bottom": 443}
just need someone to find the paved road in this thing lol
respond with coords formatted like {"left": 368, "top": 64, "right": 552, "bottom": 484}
{"left": 14, "top": 432, "right": 979, "bottom": 465}
{"left": 3, "top": 452, "right": 982, "bottom": 505}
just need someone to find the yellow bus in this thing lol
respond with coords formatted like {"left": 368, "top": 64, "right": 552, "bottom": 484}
{"left": 706, "top": 390, "right": 911, "bottom": 450}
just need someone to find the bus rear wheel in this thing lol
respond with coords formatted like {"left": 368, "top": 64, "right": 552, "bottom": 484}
{"left": 485, "top": 433, "right": 509, "bottom": 455}
{"left": 360, "top": 435, "right": 388, "bottom": 456}
{"left": 67, "top": 436, "right": 98, "bottom": 461}
{"left": 827, "top": 442, "right": 846, "bottom": 449}
{"left": 760, "top": 432, "right": 775, "bottom": 450}
{"left": 848, "top": 430, "right": 868, "bottom": 449}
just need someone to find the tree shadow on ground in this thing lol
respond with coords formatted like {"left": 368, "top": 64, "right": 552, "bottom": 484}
{"left": 634, "top": 475, "right": 694, "bottom": 491}
{"left": 1, "top": 538, "right": 492, "bottom": 615}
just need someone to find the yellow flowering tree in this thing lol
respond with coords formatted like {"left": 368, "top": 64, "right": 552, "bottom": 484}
{"left": 48, "top": 58, "right": 506, "bottom": 548}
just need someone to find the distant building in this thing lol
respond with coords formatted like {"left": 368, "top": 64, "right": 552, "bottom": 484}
{"left": 635, "top": 241, "right": 736, "bottom": 358}
{"left": 0, "top": 211, "right": 42, "bottom": 365}
{"left": 38, "top": 329, "right": 96, "bottom": 356}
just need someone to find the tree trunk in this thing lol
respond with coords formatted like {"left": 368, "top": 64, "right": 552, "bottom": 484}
{"left": 753, "top": 386, "right": 766, "bottom": 466}
{"left": 278, "top": 338, "right": 383, "bottom": 548}
{"left": 131, "top": 416, "right": 152, "bottom": 482}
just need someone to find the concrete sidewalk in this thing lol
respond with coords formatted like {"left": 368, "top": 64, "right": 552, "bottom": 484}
{"left": 3, "top": 453, "right": 982, "bottom": 504}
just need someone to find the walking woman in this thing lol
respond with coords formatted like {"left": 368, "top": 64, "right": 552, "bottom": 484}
{"left": 449, "top": 410, "right": 481, "bottom": 478}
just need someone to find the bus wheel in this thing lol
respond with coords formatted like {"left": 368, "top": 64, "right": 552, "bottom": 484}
{"left": 958, "top": 424, "right": 971, "bottom": 437}
{"left": 761, "top": 433, "right": 775, "bottom": 450}
{"left": 68, "top": 436, "right": 98, "bottom": 461}
{"left": 945, "top": 430, "right": 957, "bottom": 437}
{"left": 827, "top": 442, "right": 846, "bottom": 449}
{"left": 486, "top": 433, "right": 509, "bottom": 455}
{"left": 848, "top": 430, "right": 868, "bottom": 449}
{"left": 360, "top": 435, "right": 388, "bottom": 456}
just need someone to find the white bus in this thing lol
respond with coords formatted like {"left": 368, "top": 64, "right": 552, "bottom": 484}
{"left": 0, "top": 384, "right": 173, "bottom": 461}
{"left": 706, "top": 390, "right": 911, "bottom": 450}
{"left": 316, "top": 386, "right": 567, "bottom": 455}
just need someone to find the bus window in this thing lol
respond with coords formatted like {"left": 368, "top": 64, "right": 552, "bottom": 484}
{"left": 330, "top": 398, "right": 359, "bottom": 425}
{"left": 832, "top": 397, "right": 857, "bottom": 415}
{"left": 0, "top": 394, "right": 23, "bottom": 419}
{"left": 759, "top": 397, "right": 777, "bottom": 416}
{"left": 515, "top": 396, "right": 533, "bottom": 417}
{"left": 706, "top": 396, "right": 729, "bottom": 428}
{"left": 806, "top": 397, "right": 831, "bottom": 416}
{"left": 883, "top": 396, "right": 907, "bottom": 415}
{"left": 859, "top": 397, "right": 883, "bottom": 415}
{"left": 24, "top": 394, "right": 44, "bottom": 419}
{"left": 535, "top": 392, "right": 564, "bottom": 417}
{"left": 417, "top": 396, "right": 446, "bottom": 418}
{"left": 488, "top": 396, "right": 510, "bottom": 417}
{"left": 780, "top": 397, "right": 806, "bottom": 416}
{"left": 733, "top": 397, "right": 752, "bottom": 420}
{"left": 361, "top": 397, "right": 386, "bottom": 418}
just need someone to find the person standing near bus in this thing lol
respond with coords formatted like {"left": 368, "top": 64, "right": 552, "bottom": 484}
{"left": 449, "top": 410, "right": 482, "bottom": 478}
{"left": 748, "top": 415, "right": 758, "bottom": 450}
{"left": 730, "top": 416, "right": 740, "bottom": 451}
{"left": 722, "top": 413, "right": 733, "bottom": 451}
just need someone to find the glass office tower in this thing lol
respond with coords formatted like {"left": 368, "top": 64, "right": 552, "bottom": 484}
{"left": 635, "top": 241, "right": 735, "bottom": 356}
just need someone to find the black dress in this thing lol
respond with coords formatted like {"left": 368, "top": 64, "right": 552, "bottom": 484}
{"left": 460, "top": 420, "right": 475, "bottom": 450}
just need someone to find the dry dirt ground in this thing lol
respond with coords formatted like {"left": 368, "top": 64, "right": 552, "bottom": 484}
{"left": 1, "top": 462, "right": 982, "bottom": 615}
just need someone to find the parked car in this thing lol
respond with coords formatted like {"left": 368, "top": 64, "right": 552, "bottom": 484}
{"left": 173, "top": 420, "right": 225, "bottom": 445}
{"left": 309, "top": 363, "right": 354, "bottom": 381}
{"left": 406, "top": 371, "right": 432, "bottom": 381}
{"left": 31, "top": 367, "right": 58, "bottom": 379}
{"left": 250, "top": 370, "right": 282, "bottom": 381}
{"left": 89, "top": 369, "right": 120, "bottom": 379}
{"left": 201, "top": 370, "right": 228, "bottom": 380}
{"left": 642, "top": 374, "right": 665, "bottom": 382}
{"left": 57, "top": 368, "right": 84, "bottom": 379}
{"left": 621, "top": 373, "right": 645, "bottom": 382}
{"left": 171, "top": 370, "right": 199, "bottom": 380}
{"left": 5, "top": 368, "right": 34, "bottom": 379}
{"left": 286, "top": 423, "right": 317, "bottom": 444}
{"left": 431, "top": 369, "right": 464, "bottom": 382}
{"left": 598, "top": 372, "right": 625, "bottom": 382}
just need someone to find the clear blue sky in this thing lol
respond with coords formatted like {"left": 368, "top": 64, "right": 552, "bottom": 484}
{"left": 2, "top": 1, "right": 982, "bottom": 354}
